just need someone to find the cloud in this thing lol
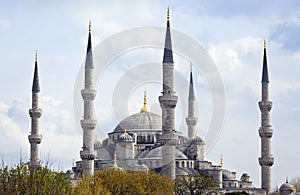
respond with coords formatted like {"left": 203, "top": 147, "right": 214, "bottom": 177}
{"left": 0, "top": 96, "right": 80, "bottom": 170}
{"left": 270, "top": 20, "right": 300, "bottom": 52}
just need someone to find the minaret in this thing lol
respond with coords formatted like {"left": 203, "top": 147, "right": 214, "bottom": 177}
{"left": 80, "top": 21, "right": 97, "bottom": 176}
{"left": 158, "top": 8, "right": 178, "bottom": 179}
{"left": 186, "top": 63, "right": 198, "bottom": 139}
{"left": 28, "top": 52, "right": 42, "bottom": 167}
{"left": 258, "top": 40, "right": 274, "bottom": 193}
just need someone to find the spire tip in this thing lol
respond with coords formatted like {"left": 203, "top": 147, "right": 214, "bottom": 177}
{"left": 35, "top": 51, "right": 38, "bottom": 61}
{"left": 167, "top": 7, "right": 170, "bottom": 21}
{"left": 264, "top": 39, "right": 266, "bottom": 49}
{"left": 89, "top": 20, "right": 91, "bottom": 32}
{"left": 190, "top": 62, "right": 192, "bottom": 72}
{"left": 220, "top": 154, "right": 223, "bottom": 169}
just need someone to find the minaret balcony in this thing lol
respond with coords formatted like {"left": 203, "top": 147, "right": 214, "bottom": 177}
{"left": 81, "top": 89, "right": 97, "bottom": 100}
{"left": 258, "top": 157, "right": 274, "bottom": 166}
{"left": 159, "top": 95, "right": 178, "bottom": 108}
{"left": 28, "top": 134, "right": 42, "bottom": 144}
{"left": 258, "top": 127, "right": 273, "bottom": 138}
{"left": 80, "top": 150, "right": 96, "bottom": 160}
{"left": 259, "top": 101, "right": 272, "bottom": 112}
{"left": 29, "top": 108, "right": 42, "bottom": 118}
{"left": 159, "top": 132, "right": 178, "bottom": 145}
{"left": 81, "top": 119, "right": 97, "bottom": 130}
{"left": 186, "top": 117, "right": 198, "bottom": 125}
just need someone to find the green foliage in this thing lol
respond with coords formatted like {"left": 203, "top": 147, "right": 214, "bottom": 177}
{"left": 174, "top": 171, "right": 220, "bottom": 195}
{"left": 0, "top": 162, "right": 73, "bottom": 195}
{"left": 75, "top": 169, "right": 174, "bottom": 195}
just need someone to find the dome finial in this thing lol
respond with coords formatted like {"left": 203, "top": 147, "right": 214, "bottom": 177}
{"left": 89, "top": 20, "right": 91, "bottom": 32}
{"left": 286, "top": 177, "right": 289, "bottom": 183}
{"left": 140, "top": 91, "right": 149, "bottom": 112}
{"left": 167, "top": 7, "right": 170, "bottom": 21}
{"left": 264, "top": 39, "right": 266, "bottom": 49}
{"left": 124, "top": 129, "right": 127, "bottom": 134}
{"left": 72, "top": 159, "right": 75, "bottom": 168}
{"left": 114, "top": 151, "right": 117, "bottom": 167}
{"left": 220, "top": 154, "right": 223, "bottom": 169}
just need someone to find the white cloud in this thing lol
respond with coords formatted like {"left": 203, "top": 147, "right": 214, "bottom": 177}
{"left": 0, "top": 96, "right": 80, "bottom": 170}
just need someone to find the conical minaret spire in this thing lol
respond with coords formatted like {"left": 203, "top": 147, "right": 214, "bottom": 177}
{"left": 28, "top": 52, "right": 43, "bottom": 167}
{"left": 158, "top": 8, "right": 178, "bottom": 179}
{"left": 186, "top": 63, "right": 198, "bottom": 138}
{"left": 80, "top": 21, "right": 97, "bottom": 176}
{"left": 258, "top": 40, "right": 274, "bottom": 193}
{"left": 163, "top": 7, "right": 173, "bottom": 64}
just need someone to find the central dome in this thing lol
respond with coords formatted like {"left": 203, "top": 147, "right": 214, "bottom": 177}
{"left": 113, "top": 112, "right": 162, "bottom": 133}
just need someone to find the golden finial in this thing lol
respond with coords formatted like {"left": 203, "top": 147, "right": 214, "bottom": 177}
{"left": 264, "top": 39, "right": 266, "bottom": 49}
{"left": 35, "top": 51, "right": 38, "bottom": 61}
{"left": 140, "top": 91, "right": 149, "bottom": 113}
{"left": 72, "top": 159, "right": 75, "bottom": 168}
{"left": 124, "top": 129, "right": 127, "bottom": 134}
{"left": 220, "top": 154, "right": 223, "bottom": 169}
{"left": 89, "top": 20, "right": 91, "bottom": 32}
{"left": 193, "top": 132, "right": 197, "bottom": 138}
{"left": 167, "top": 7, "right": 170, "bottom": 21}
{"left": 190, "top": 62, "right": 192, "bottom": 72}
{"left": 114, "top": 151, "right": 117, "bottom": 167}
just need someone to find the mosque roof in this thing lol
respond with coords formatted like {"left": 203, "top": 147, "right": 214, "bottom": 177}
{"left": 222, "top": 169, "right": 237, "bottom": 180}
{"left": 142, "top": 146, "right": 188, "bottom": 160}
{"left": 280, "top": 179, "right": 295, "bottom": 192}
{"left": 118, "top": 130, "right": 133, "bottom": 142}
{"left": 190, "top": 135, "right": 205, "bottom": 145}
{"left": 113, "top": 112, "right": 162, "bottom": 133}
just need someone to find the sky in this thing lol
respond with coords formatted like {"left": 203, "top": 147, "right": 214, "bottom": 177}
{"left": 0, "top": 0, "right": 300, "bottom": 190}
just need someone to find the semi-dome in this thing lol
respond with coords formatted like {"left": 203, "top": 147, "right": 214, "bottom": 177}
{"left": 113, "top": 112, "right": 162, "bottom": 133}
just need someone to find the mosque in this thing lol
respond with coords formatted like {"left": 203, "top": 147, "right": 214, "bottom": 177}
{"left": 27, "top": 9, "right": 297, "bottom": 195}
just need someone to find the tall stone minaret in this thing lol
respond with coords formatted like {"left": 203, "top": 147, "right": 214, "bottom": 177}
{"left": 258, "top": 40, "right": 274, "bottom": 193}
{"left": 80, "top": 21, "right": 97, "bottom": 176}
{"left": 158, "top": 8, "right": 178, "bottom": 179}
{"left": 186, "top": 63, "right": 198, "bottom": 139}
{"left": 28, "top": 52, "right": 42, "bottom": 167}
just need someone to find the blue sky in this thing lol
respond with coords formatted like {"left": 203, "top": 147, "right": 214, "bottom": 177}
{"left": 0, "top": 0, "right": 300, "bottom": 189}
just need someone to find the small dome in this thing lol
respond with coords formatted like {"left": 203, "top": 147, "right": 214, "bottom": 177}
{"left": 191, "top": 136, "right": 204, "bottom": 145}
{"left": 118, "top": 131, "right": 133, "bottom": 142}
{"left": 280, "top": 180, "right": 296, "bottom": 193}
{"left": 113, "top": 112, "right": 161, "bottom": 133}
{"left": 222, "top": 169, "right": 236, "bottom": 180}
{"left": 241, "top": 173, "right": 250, "bottom": 181}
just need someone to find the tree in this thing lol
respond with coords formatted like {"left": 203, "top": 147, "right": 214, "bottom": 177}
{"left": 0, "top": 162, "right": 73, "bottom": 195}
{"left": 75, "top": 169, "right": 174, "bottom": 195}
{"left": 175, "top": 171, "right": 220, "bottom": 195}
